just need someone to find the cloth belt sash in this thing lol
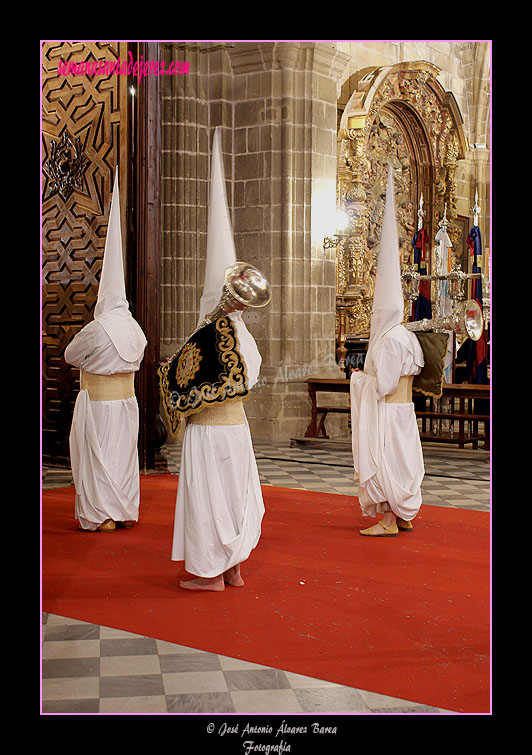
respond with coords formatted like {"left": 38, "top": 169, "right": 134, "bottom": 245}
{"left": 187, "top": 398, "right": 244, "bottom": 426}
{"left": 81, "top": 371, "right": 135, "bottom": 401}
{"left": 385, "top": 375, "right": 413, "bottom": 404}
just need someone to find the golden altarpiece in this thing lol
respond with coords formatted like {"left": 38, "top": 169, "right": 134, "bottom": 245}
{"left": 332, "top": 61, "right": 471, "bottom": 360}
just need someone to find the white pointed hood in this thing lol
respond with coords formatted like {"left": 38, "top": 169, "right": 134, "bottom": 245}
{"left": 365, "top": 164, "right": 419, "bottom": 373}
{"left": 198, "top": 127, "right": 237, "bottom": 325}
{"left": 368, "top": 166, "right": 404, "bottom": 339}
{"left": 94, "top": 172, "right": 147, "bottom": 363}
{"left": 199, "top": 127, "right": 261, "bottom": 386}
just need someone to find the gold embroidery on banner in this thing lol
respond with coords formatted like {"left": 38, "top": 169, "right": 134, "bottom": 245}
{"left": 157, "top": 317, "right": 249, "bottom": 439}
{"left": 158, "top": 359, "right": 181, "bottom": 437}
{"left": 175, "top": 342, "right": 202, "bottom": 387}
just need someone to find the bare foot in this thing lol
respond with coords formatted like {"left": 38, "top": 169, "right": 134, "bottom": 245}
{"left": 224, "top": 565, "right": 244, "bottom": 587}
{"left": 179, "top": 576, "right": 225, "bottom": 592}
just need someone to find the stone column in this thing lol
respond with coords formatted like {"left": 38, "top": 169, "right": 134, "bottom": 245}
{"left": 228, "top": 42, "right": 349, "bottom": 439}
{"left": 160, "top": 43, "right": 210, "bottom": 357}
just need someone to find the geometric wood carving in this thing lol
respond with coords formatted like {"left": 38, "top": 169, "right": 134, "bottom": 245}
{"left": 43, "top": 130, "right": 90, "bottom": 202}
{"left": 42, "top": 41, "right": 121, "bottom": 463}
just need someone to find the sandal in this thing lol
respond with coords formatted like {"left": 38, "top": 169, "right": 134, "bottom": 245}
{"left": 397, "top": 518, "right": 413, "bottom": 532}
{"left": 97, "top": 519, "right": 116, "bottom": 532}
{"left": 359, "top": 520, "right": 398, "bottom": 537}
{"left": 77, "top": 519, "right": 116, "bottom": 532}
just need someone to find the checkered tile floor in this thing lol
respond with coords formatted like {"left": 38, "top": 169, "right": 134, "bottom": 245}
{"left": 41, "top": 437, "right": 489, "bottom": 715}
{"left": 162, "top": 437, "right": 490, "bottom": 513}
{"left": 41, "top": 614, "right": 454, "bottom": 714}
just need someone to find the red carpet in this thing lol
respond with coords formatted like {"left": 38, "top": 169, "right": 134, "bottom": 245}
{"left": 41, "top": 474, "right": 490, "bottom": 713}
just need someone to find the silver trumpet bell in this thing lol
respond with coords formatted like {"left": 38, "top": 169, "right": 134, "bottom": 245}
{"left": 200, "top": 261, "right": 271, "bottom": 327}
{"left": 405, "top": 299, "right": 484, "bottom": 341}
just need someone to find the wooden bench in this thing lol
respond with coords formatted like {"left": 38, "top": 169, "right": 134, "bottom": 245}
{"left": 304, "top": 377, "right": 490, "bottom": 449}
{"left": 304, "top": 378, "right": 350, "bottom": 439}
{"left": 415, "top": 383, "right": 490, "bottom": 450}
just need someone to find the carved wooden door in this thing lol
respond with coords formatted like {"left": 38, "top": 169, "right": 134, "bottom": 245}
{"left": 42, "top": 42, "right": 128, "bottom": 465}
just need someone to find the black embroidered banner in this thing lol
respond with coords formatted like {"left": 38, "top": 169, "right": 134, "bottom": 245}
{"left": 158, "top": 317, "right": 248, "bottom": 438}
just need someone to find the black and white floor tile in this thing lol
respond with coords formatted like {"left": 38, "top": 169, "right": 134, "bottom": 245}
{"left": 41, "top": 613, "right": 454, "bottom": 715}
{"left": 41, "top": 437, "right": 490, "bottom": 715}
{"left": 162, "top": 437, "right": 490, "bottom": 513}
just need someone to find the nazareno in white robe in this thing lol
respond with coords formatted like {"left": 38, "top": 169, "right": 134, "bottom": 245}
{"left": 171, "top": 313, "right": 265, "bottom": 578}
{"left": 65, "top": 320, "right": 145, "bottom": 531}
{"left": 350, "top": 324, "right": 425, "bottom": 521}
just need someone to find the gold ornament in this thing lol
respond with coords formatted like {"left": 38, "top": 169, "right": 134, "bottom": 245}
{"left": 175, "top": 342, "right": 202, "bottom": 388}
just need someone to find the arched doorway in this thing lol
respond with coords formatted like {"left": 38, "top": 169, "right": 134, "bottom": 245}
{"left": 334, "top": 61, "right": 468, "bottom": 347}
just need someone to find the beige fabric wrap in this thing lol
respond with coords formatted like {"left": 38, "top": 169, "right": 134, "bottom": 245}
{"left": 385, "top": 375, "right": 413, "bottom": 404}
{"left": 187, "top": 398, "right": 244, "bottom": 426}
{"left": 81, "top": 371, "right": 135, "bottom": 401}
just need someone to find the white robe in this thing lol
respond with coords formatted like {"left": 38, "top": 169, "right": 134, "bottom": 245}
{"left": 350, "top": 326, "right": 425, "bottom": 521}
{"left": 171, "top": 314, "right": 265, "bottom": 578}
{"left": 65, "top": 320, "right": 145, "bottom": 531}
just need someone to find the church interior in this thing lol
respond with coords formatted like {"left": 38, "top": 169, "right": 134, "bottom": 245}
{"left": 41, "top": 40, "right": 491, "bottom": 719}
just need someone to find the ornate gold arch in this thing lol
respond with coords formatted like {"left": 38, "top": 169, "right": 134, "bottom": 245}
{"left": 335, "top": 61, "right": 468, "bottom": 344}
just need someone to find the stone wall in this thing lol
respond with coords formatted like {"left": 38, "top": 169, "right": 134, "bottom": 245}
{"left": 161, "top": 41, "right": 350, "bottom": 440}
{"left": 160, "top": 40, "right": 490, "bottom": 441}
